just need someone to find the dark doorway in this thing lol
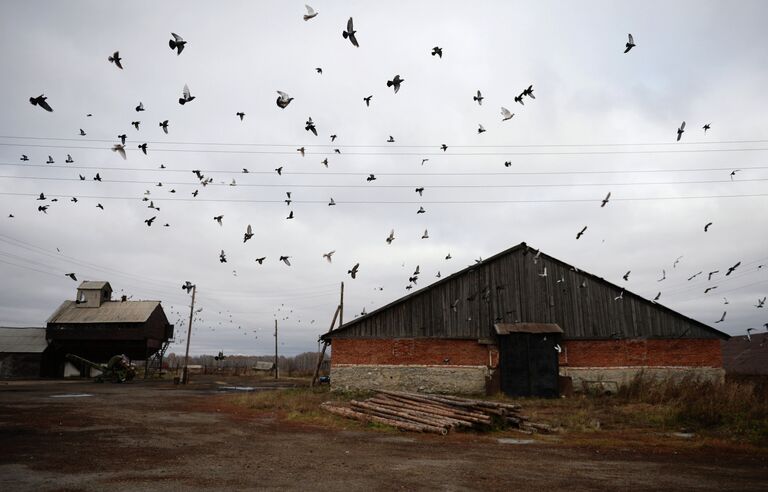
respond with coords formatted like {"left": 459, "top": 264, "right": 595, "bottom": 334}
{"left": 496, "top": 323, "right": 562, "bottom": 398}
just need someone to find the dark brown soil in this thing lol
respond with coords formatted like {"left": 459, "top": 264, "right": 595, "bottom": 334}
{"left": 1, "top": 377, "right": 766, "bottom": 491}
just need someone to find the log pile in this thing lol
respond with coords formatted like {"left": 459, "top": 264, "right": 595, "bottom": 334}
{"left": 321, "top": 390, "right": 554, "bottom": 435}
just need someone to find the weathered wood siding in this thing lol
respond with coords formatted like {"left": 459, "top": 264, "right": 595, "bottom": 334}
{"left": 331, "top": 246, "right": 722, "bottom": 340}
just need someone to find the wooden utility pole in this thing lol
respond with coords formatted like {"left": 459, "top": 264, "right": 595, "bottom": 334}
{"left": 182, "top": 284, "right": 196, "bottom": 384}
{"left": 311, "top": 282, "right": 344, "bottom": 387}
{"left": 274, "top": 319, "right": 278, "bottom": 380}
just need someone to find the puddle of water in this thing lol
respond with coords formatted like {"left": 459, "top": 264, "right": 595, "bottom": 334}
{"left": 50, "top": 393, "right": 93, "bottom": 398}
{"left": 497, "top": 438, "right": 536, "bottom": 445}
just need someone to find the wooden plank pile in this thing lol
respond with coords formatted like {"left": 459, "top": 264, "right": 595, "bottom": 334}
{"left": 321, "top": 390, "right": 553, "bottom": 435}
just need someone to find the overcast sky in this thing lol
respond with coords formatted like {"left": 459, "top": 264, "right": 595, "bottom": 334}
{"left": 0, "top": 1, "right": 766, "bottom": 357}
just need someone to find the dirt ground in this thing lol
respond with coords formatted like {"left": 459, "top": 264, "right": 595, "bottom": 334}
{"left": 1, "top": 376, "right": 766, "bottom": 491}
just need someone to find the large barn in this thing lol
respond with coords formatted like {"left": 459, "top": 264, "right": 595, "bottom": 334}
{"left": 322, "top": 243, "right": 728, "bottom": 396}
{"left": 45, "top": 281, "right": 174, "bottom": 377}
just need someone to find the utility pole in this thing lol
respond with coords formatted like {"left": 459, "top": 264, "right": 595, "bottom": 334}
{"left": 182, "top": 284, "right": 196, "bottom": 384}
{"left": 274, "top": 319, "right": 278, "bottom": 380}
{"left": 311, "top": 282, "right": 344, "bottom": 387}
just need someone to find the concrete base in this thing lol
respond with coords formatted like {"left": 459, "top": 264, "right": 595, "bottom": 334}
{"left": 561, "top": 366, "right": 726, "bottom": 392}
{"left": 330, "top": 364, "right": 488, "bottom": 394}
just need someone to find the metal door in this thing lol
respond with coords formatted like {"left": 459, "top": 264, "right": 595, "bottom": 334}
{"left": 498, "top": 333, "right": 559, "bottom": 397}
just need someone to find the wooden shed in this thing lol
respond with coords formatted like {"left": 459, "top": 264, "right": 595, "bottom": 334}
{"left": 45, "top": 281, "right": 174, "bottom": 377}
{"left": 322, "top": 242, "right": 728, "bottom": 396}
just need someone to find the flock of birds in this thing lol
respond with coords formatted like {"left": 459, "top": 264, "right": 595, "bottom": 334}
{"left": 12, "top": 6, "right": 767, "bottom": 341}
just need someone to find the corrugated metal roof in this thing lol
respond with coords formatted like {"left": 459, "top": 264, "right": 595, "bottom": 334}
{"left": 495, "top": 323, "right": 564, "bottom": 335}
{"left": 0, "top": 327, "right": 48, "bottom": 353}
{"left": 47, "top": 300, "right": 160, "bottom": 324}
{"left": 78, "top": 281, "right": 111, "bottom": 291}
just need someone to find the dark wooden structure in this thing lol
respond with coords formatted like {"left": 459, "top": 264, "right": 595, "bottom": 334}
{"left": 324, "top": 243, "right": 725, "bottom": 342}
{"left": 495, "top": 323, "right": 562, "bottom": 397}
{"left": 46, "top": 281, "right": 174, "bottom": 377}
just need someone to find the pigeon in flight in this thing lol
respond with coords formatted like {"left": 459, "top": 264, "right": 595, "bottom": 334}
{"left": 504, "top": 161, "right": 512, "bottom": 167}
{"left": 138, "top": 143, "right": 148, "bottom": 155}
{"left": 275, "top": 166, "right": 283, "bottom": 175}
{"left": 708, "top": 270, "right": 719, "bottom": 281}
{"left": 169, "top": 33, "right": 186, "bottom": 55}
{"left": 328, "top": 197, "right": 336, "bottom": 206}
{"left": 422, "top": 229, "right": 429, "bottom": 239}
{"left": 704, "top": 222, "right": 712, "bottom": 232}
{"left": 676, "top": 121, "right": 686, "bottom": 141}
{"left": 342, "top": 17, "right": 359, "bottom": 47}
{"left": 65, "top": 273, "right": 78, "bottom": 281}
{"left": 321, "top": 158, "right": 328, "bottom": 167}
{"left": 330, "top": 135, "right": 337, "bottom": 142}
{"left": 387, "top": 136, "right": 395, "bottom": 143}
{"left": 66, "top": 154, "right": 73, "bottom": 163}
{"left": 144, "top": 216, "right": 156, "bottom": 226}
{"left": 726, "top": 261, "right": 741, "bottom": 276}
{"left": 703, "top": 123, "right": 711, "bottom": 133}
{"left": 96, "top": 203, "right": 104, "bottom": 210}
{"left": 29, "top": 94, "right": 53, "bottom": 112}
{"left": 421, "top": 159, "right": 429, "bottom": 165}
{"left": 279, "top": 256, "right": 292, "bottom": 266}
{"left": 363, "top": 95, "right": 372, "bottom": 106}
{"left": 440, "top": 144, "right": 448, "bottom": 152}
{"left": 20, "top": 155, "right": 29, "bottom": 161}
{"left": 108, "top": 51, "right": 123, "bottom": 69}
{"left": 323, "top": 250, "right": 335, "bottom": 263}
{"left": 704, "top": 286, "right": 718, "bottom": 294}
{"left": 730, "top": 170, "right": 740, "bottom": 180}
{"left": 286, "top": 210, "right": 294, "bottom": 219}
{"left": 387, "top": 75, "right": 404, "bottom": 94}
{"left": 624, "top": 33, "right": 635, "bottom": 53}
{"left": 182, "top": 281, "right": 194, "bottom": 293}
{"left": 255, "top": 257, "right": 266, "bottom": 265}
{"left": 132, "top": 121, "right": 140, "bottom": 130}
{"left": 756, "top": 297, "right": 766, "bottom": 308}
{"left": 432, "top": 46, "right": 443, "bottom": 58}
{"left": 243, "top": 224, "right": 253, "bottom": 243}
{"left": 445, "top": 253, "right": 452, "bottom": 260}
{"left": 415, "top": 187, "right": 424, "bottom": 196}
{"left": 576, "top": 226, "right": 587, "bottom": 239}
{"left": 315, "top": 67, "right": 322, "bottom": 74}
{"left": 305, "top": 117, "right": 317, "bottom": 136}
{"left": 179, "top": 84, "right": 195, "bottom": 105}
{"left": 653, "top": 292, "right": 661, "bottom": 302}
{"left": 79, "top": 128, "right": 86, "bottom": 136}
{"left": 623, "top": 271, "right": 631, "bottom": 281}
{"left": 673, "top": 256, "right": 683, "bottom": 268}
{"left": 276, "top": 91, "right": 293, "bottom": 108}
{"left": 219, "top": 250, "right": 227, "bottom": 263}
{"left": 213, "top": 215, "right": 223, "bottom": 226}
{"left": 473, "top": 90, "right": 483, "bottom": 105}
{"left": 366, "top": 174, "right": 376, "bottom": 182}
{"left": 386, "top": 229, "right": 395, "bottom": 244}
{"left": 38, "top": 205, "right": 48, "bottom": 213}
{"left": 687, "top": 271, "right": 702, "bottom": 281}
{"left": 417, "top": 206, "right": 425, "bottom": 214}
{"left": 118, "top": 134, "right": 127, "bottom": 144}
{"left": 522, "top": 85, "right": 535, "bottom": 99}
{"left": 304, "top": 4, "right": 318, "bottom": 21}
{"left": 538, "top": 267, "right": 547, "bottom": 278}
{"left": 477, "top": 124, "right": 486, "bottom": 134}
{"left": 135, "top": 102, "right": 144, "bottom": 112}
{"left": 93, "top": 173, "right": 102, "bottom": 182}
{"left": 37, "top": 193, "right": 46, "bottom": 201}
{"left": 614, "top": 290, "right": 624, "bottom": 301}
{"left": 236, "top": 112, "right": 245, "bottom": 121}
{"left": 601, "top": 192, "right": 611, "bottom": 207}
{"left": 714, "top": 311, "right": 726, "bottom": 323}
{"left": 112, "top": 144, "right": 126, "bottom": 160}
{"left": 514, "top": 94, "right": 524, "bottom": 105}
{"left": 348, "top": 263, "right": 360, "bottom": 279}
{"left": 501, "top": 107, "right": 514, "bottom": 121}
{"left": 159, "top": 120, "right": 169, "bottom": 134}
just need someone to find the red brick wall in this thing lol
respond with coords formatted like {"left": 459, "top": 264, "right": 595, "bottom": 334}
{"left": 332, "top": 338, "right": 496, "bottom": 367}
{"left": 559, "top": 339, "right": 722, "bottom": 368}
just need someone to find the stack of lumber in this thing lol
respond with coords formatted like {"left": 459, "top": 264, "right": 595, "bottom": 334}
{"left": 321, "top": 390, "right": 553, "bottom": 435}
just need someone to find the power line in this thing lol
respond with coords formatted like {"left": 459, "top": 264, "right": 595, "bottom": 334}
{"left": 2, "top": 141, "right": 768, "bottom": 156}
{"left": 2, "top": 175, "right": 766, "bottom": 189}
{"left": 2, "top": 192, "right": 768, "bottom": 204}
{"left": 0, "top": 161, "right": 765, "bottom": 176}
{"left": 3, "top": 134, "right": 768, "bottom": 148}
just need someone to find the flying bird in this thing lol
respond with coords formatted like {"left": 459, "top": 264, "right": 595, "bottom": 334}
{"left": 623, "top": 271, "right": 631, "bottom": 281}
{"left": 236, "top": 112, "right": 245, "bottom": 121}
{"left": 431, "top": 46, "right": 443, "bottom": 58}
{"left": 275, "top": 166, "right": 283, "bottom": 175}
{"left": 330, "top": 135, "right": 337, "bottom": 142}
{"left": 386, "top": 229, "right": 395, "bottom": 244}
{"left": 703, "top": 123, "right": 711, "bottom": 133}
{"left": 65, "top": 273, "right": 78, "bottom": 281}
{"left": 29, "top": 94, "right": 53, "bottom": 112}
{"left": 417, "top": 206, "right": 425, "bottom": 214}
{"left": 20, "top": 155, "right": 29, "bottom": 161}
{"left": 323, "top": 251, "right": 335, "bottom": 263}
{"left": 219, "top": 250, "right": 227, "bottom": 263}
{"left": 66, "top": 154, "right": 73, "bottom": 163}
{"left": 440, "top": 144, "right": 448, "bottom": 152}
{"left": 687, "top": 271, "right": 702, "bottom": 281}
{"left": 135, "top": 102, "right": 144, "bottom": 112}
{"left": 387, "top": 75, "right": 404, "bottom": 94}
{"left": 38, "top": 205, "right": 48, "bottom": 213}
{"left": 422, "top": 229, "right": 429, "bottom": 239}
{"left": 348, "top": 263, "right": 360, "bottom": 279}
{"left": 726, "top": 262, "right": 741, "bottom": 276}
{"left": 138, "top": 143, "right": 148, "bottom": 155}
{"left": 676, "top": 121, "right": 686, "bottom": 141}
{"left": 178, "top": 84, "right": 195, "bottom": 105}
{"left": 673, "top": 256, "right": 683, "bottom": 268}
{"left": 79, "top": 128, "right": 86, "bottom": 136}
{"left": 93, "top": 173, "right": 102, "bottom": 182}
{"left": 756, "top": 297, "right": 766, "bottom": 308}
{"left": 182, "top": 281, "right": 194, "bottom": 293}
{"left": 624, "top": 33, "right": 635, "bottom": 53}
{"left": 601, "top": 192, "right": 611, "bottom": 207}
{"left": 112, "top": 144, "right": 126, "bottom": 160}
{"left": 445, "top": 253, "right": 452, "bottom": 260}
{"left": 614, "top": 290, "right": 624, "bottom": 301}
{"left": 576, "top": 226, "right": 587, "bottom": 239}
{"left": 538, "top": 267, "right": 547, "bottom": 278}
{"left": 118, "top": 134, "right": 127, "bottom": 144}
{"left": 276, "top": 91, "right": 293, "bottom": 108}
{"left": 477, "top": 124, "right": 486, "bottom": 134}
{"left": 169, "top": 33, "right": 186, "bottom": 55}
{"left": 501, "top": 107, "right": 514, "bottom": 121}
{"left": 328, "top": 197, "right": 336, "bottom": 206}
{"left": 159, "top": 120, "right": 169, "bottom": 134}
{"left": 387, "top": 136, "right": 395, "bottom": 143}
{"left": 366, "top": 174, "right": 376, "bottom": 182}
{"left": 714, "top": 311, "right": 726, "bottom": 323}
{"left": 213, "top": 215, "right": 223, "bottom": 226}
{"left": 243, "top": 224, "right": 253, "bottom": 243}
{"left": 514, "top": 94, "right": 524, "bottom": 105}
{"left": 363, "top": 95, "right": 372, "bottom": 107}
{"left": 255, "top": 257, "right": 266, "bottom": 265}
{"left": 108, "top": 51, "right": 123, "bottom": 69}
{"left": 522, "top": 85, "right": 535, "bottom": 99}
{"left": 421, "top": 159, "right": 429, "bottom": 165}
{"left": 708, "top": 270, "right": 719, "bottom": 281}
{"left": 303, "top": 4, "right": 318, "bottom": 21}
{"left": 415, "top": 187, "right": 424, "bottom": 196}
{"left": 144, "top": 216, "right": 156, "bottom": 226}
{"left": 653, "top": 292, "right": 661, "bottom": 302}
{"left": 132, "top": 121, "right": 140, "bottom": 130}
{"left": 730, "top": 169, "right": 740, "bottom": 180}
{"left": 96, "top": 203, "right": 104, "bottom": 210}
{"left": 342, "top": 17, "right": 359, "bottom": 47}
{"left": 279, "top": 256, "right": 291, "bottom": 266}
{"left": 315, "top": 67, "right": 322, "bottom": 74}
{"left": 305, "top": 117, "right": 317, "bottom": 136}
{"left": 473, "top": 90, "right": 483, "bottom": 105}
{"left": 286, "top": 210, "right": 294, "bottom": 219}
